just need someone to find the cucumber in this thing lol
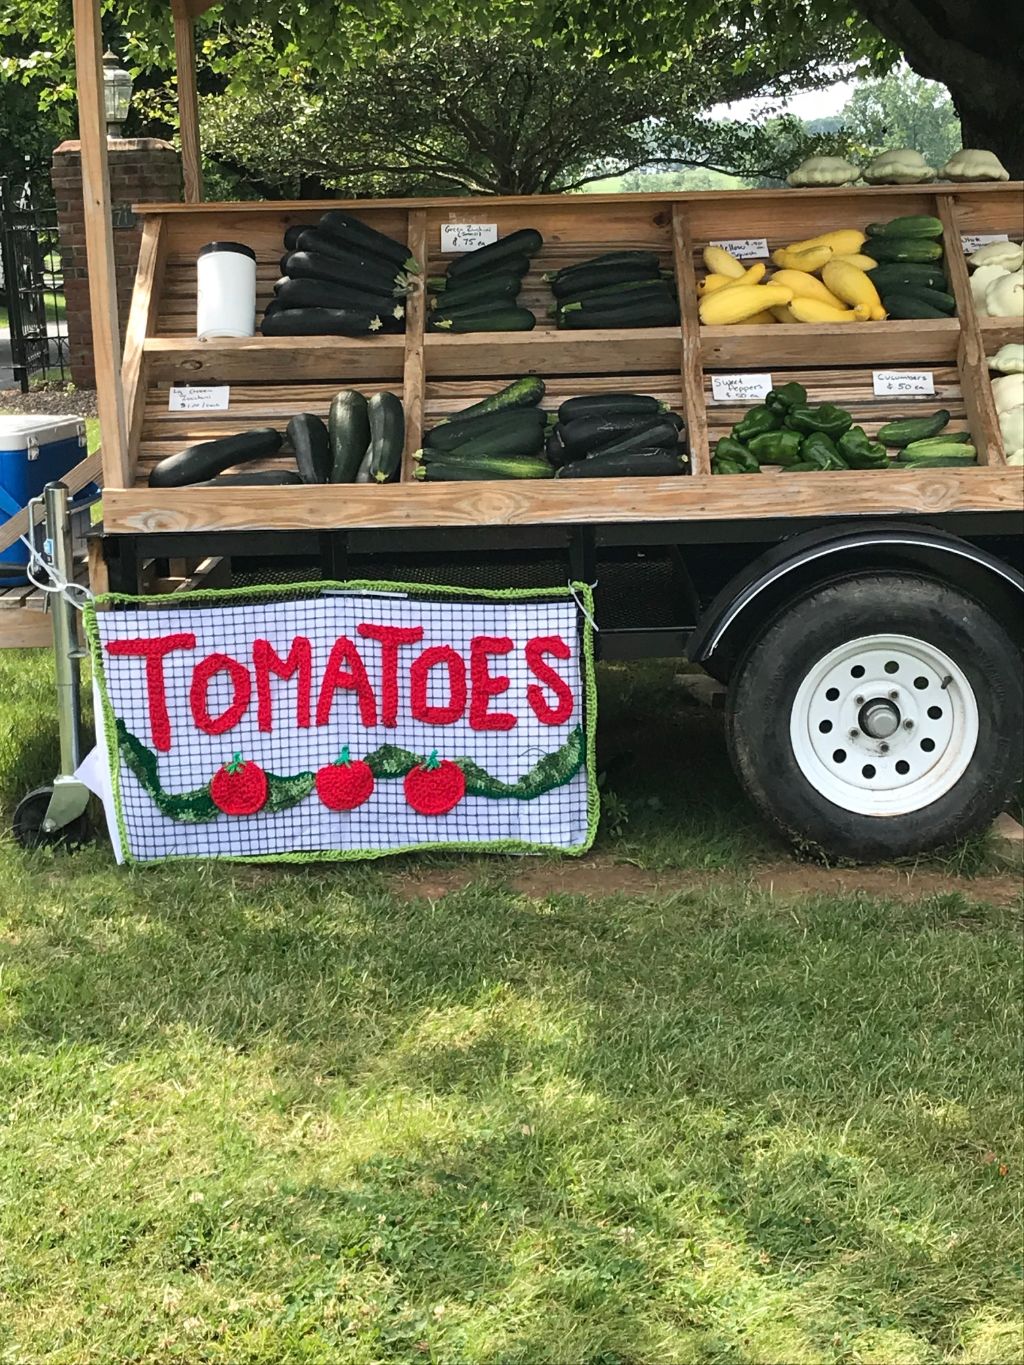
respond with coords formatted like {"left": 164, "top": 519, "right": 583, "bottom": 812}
{"left": 900, "top": 432, "right": 972, "bottom": 450}
{"left": 431, "top": 306, "right": 536, "bottom": 333}
{"left": 318, "top": 211, "right": 418, "bottom": 273}
{"left": 867, "top": 263, "right": 948, "bottom": 292}
{"left": 894, "top": 285, "right": 956, "bottom": 313}
{"left": 558, "top": 295, "right": 680, "bottom": 328}
{"left": 555, "top": 448, "right": 688, "bottom": 478}
{"left": 197, "top": 470, "right": 303, "bottom": 487}
{"left": 415, "top": 457, "right": 554, "bottom": 481}
{"left": 261, "top": 307, "right": 382, "bottom": 337}
{"left": 895, "top": 454, "right": 978, "bottom": 467}
{"left": 881, "top": 292, "right": 952, "bottom": 320}
{"left": 438, "top": 377, "right": 545, "bottom": 424}
{"left": 445, "top": 229, "right": 543, "bottom": 280}
{"left": 549, "top": 251, "right": 661, "bottom": 283}
{"left": 899, "top": 442, "right": 977, "bottom": 462}
{"left": 284, "top": 224, "right": 316, "bottom": 251}
{"left": 560, "top": 411, "right": 678, "bottom": 457}
{"left": 866, "top": 215, "right": 944, "bottom": 239}
{"left": 367, "top": 391, "right": 405, "bottom": 483}
{"left": 286, "top": 413, "right": 332, "bottom": 484}
{"left": 429, "top": 272, "right": 523, "bottom": 310}
{"left": 283, "top": 249, "right": 405, "bottom": 296}
{"left": 328, "top": 391, "right": 371, "bottom": 483}
{"left": 876, "top": 410, "right": 951, "bottom": 447}
{"left": 862, "top": 237, "right": 944, "bottom": 264}
{"left": 276, "top": 276, "right": 405, "bottom": 319}
{"left": 558, "top": 282, "right": 676, "bottom": 315}
{"left": 558, "top": 393, "right": 666, "bottom": 424}
{"left": 426, "top": 407, "right": 545, "bottom": 452}
{"left": 148, "top": 428, "right": 282, "bottom": 488}
{"left": 550, "top": 262, "right": 662, "bottom": 299}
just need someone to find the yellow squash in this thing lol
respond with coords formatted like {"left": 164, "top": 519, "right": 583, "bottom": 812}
{"left": 698, "top": 273, "right": 735, "bottom": 295}
{"left": 769, "top": 244, "right": 833, "bottom": 274}
{"left": 770, "top": 305, "right": 800, "bottom": 323}
{"left": 831, "top": 252, "right": 879, "bottom": 271}
{"left": 822, "top": 261, "right": 887, "bottom": 320}
{"left": 699, "top": 284, "right": 794, "bottom": 325}
{"left": 784, "top": 228, "right": 867, "bottom": 256}
{"left": 744, "top": 310, "right": 779, "bottom": 324}
{"left": 788, "top": 298, "right": 872, "bottom": 324}
{"left": 698, "top": 263, "right": 766, "bottom": 295}
{"left": 702, "top": 245, "right": 746, "bottom": 278}
{"left": 770, "top": 269, "right": 846, "bottom": 309}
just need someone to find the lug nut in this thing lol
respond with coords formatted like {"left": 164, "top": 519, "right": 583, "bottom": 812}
{"left": 904, "top": 719, "right": 914, "bottom": 731}
{"left": 849, "top": 729, "right": 860, "bottom": 739}
{"left": 880, "top": 742, "right": 890, "bottom": 754}
{"left": 854, "top": 695, "right": 865, "bottom": 705}
{"left": 889, "top": 690, "right": 899, "bottom": 701}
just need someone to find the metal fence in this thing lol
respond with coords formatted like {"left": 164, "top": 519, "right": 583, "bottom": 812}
{"left": 0, "top": 177, "right": 69, "bottom": 392}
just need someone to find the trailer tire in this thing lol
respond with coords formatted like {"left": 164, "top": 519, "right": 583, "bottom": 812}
{"left": 726, "top": 573, "right": 1022, "bottom": 860}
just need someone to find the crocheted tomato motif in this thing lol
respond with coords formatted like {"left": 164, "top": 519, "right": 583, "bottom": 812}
{"left": 403, "top": 750, "right": 466, "bottom": 816}
{"left": 209, "top": 753, "right": 268, "bottom": 815}
{"left": 316, "top": 746, "right": 375, "bottom": 811}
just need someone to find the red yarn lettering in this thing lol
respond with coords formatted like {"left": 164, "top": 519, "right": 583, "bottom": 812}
{"left": 189, "top": 653, "right": 252, "bottom": 735}
{"left": 357, "top": 623, "right": 424, "bottom": 727}
{"left": 316, "top": 635, "right": 377, "bottom": 727}
{"left": 469, "top": 635, "right": 516, "bottom": 731}
{"left": 105, "top": 632, "right": 197, "bottom": 751}
{"left": 409, "top": 645, "right": 467, "bottom": 725}
{"left": 525, "top": 635, "right": 575, "bottom": 725}
{"left": 253, "top": 636, "right": 312, "bottom": 732}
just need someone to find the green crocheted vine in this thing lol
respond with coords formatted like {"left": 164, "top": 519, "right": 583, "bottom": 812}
{"left": 116, "top": 720, "right": 586, "bottom": 823}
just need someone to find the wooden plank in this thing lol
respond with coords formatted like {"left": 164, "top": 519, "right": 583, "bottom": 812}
{"left": 0, "top": 611, "right": 53, "bottom": 650}
{"left": 402, "top": 209, "right": 427, "bottom": 481}
{"left": 121, "top": 215, "right": 167, "bottom": 477}
{"left": 72, "top": 0, "right": 130, "bottom": 489}
{"left": 425, "top": 329, "right": 683, "bottom": 378}
{"left": 143, "top": 334, "right": 406, "bottom": 382}
{"left": 87, "top": 534, "right": 109, "bottom": 596}
{"left": 701, "top": 320, "right": 960, "bottom": 369}
{"left": 0, "top": 450, "right": 101, "bottom": 558}
{"left": 103, "top": 468, "right": 1023, "bottom": 536}
{"left": 171, "top": 0, "right": 203, "bottom": 202}
{"left": 672, "top": 204, "right": 710, "bottom": 475}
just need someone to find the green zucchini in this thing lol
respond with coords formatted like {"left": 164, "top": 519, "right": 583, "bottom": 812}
{"left": 586, "top": 420, "right": 681, "bottom": 459}
{"left": 438, "top": 377, "right": 545, "bottom": 424}
{"left": 558, "top": 295, "right": 680, "bottom": 328}
{"left": 558, "top": 282, "right": 675, "bottom": 316}
{"left": 549, "top": 251, "right": 661, "bottom": 283}
{"left": 439, "top": 254, "right": 532, "bottom": 286}
{"left": 562, "top": 276, "right": 678, "bottom": 308}
{"left": 431, "top": 306, "right": 536, "bottom": 333}
{"left": 148, "top": 428, "right": 283, "bottom": 488}
{"left": 555, "top": 448, "right": 688, "bottom": 478}
{"left": 262, "top": 299, "right": 284, "bottom": 320}
{"left": 866, "top": 215, "right": 944, "bottom": 239}
{"left": 429, "top": 272, "right": 523, "bottom": 310}
{"left": 286, "top": 413, "right": 332, "bottom": 484}
{"left": 446, "top": 229, "right": 544, "bottom": 280}
{"left": 425, "top": 407, "right": 545, "bottom": 453}
{"left": 277, "top": 276, "right": 404, "bottom": 319}
{"left": 415, "top": 456, "right": 554, "bottom": 481}
{"left": 862, "top": 238, "right": 944, "bottom": 264}
{"left": 899, "top": 441, "right": 977, "bottom": 462}
{"left": 284, "top": 224, "right": 317, "bottom": 250}
{"left": 895, "top": 454, "right": 978, "bottom": 467}
{"left": 198, "top": 470, "right": 303, "bottom": 487}
{"left": 876, "top": 410, "right": 951, "bottom": 447}
{"left": 297, "top": 228, "right": 413, "bottom": 278}
{"left": 261, "top": 307, "right": 382, "bottom": 337}
{"left": 560, "top": 411, "right": 678, "bottom": 457}
{"left": 546, "top": 429, "right": 569, "bottom": 466}
{"left": 367, "top": 391, "right": 405, "bottom": 483}
{"left": 328, "top": 391, "right": 371, "bottom": 483}
{"left": 557, "top": 393, "right": 666, "bottom": 424}
{"left": 867, "top": 263, "right": 949, "bottom": 292}
{"left": 881, "top": 292, "right": 952, "bottom": 320}
{"left": 422, "top": 426, "right": 545, "bottom": 462}
{"left": 283, "top": 249, "right": 406, "bottom": 296}
{"left": 318, "top": 211, "right": 418, "bottom": 273}
{"left": 550, "top": 262, "right": 661, "bottom": 299}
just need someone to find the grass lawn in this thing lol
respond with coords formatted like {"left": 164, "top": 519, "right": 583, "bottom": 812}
{"left": 0, "top": 649, "right": 1021, "bottom": 1364}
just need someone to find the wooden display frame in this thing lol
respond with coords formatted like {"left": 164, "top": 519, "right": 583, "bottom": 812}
{"left": 102, "top": 183, "right": 1024, "bottom": 538}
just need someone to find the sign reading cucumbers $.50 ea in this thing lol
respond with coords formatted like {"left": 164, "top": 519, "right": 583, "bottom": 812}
{"left": 87, "top": 584, "right": 598, "bottom": 863}
{"left": 872, "top": 370, "right": 936, "bottom": 398}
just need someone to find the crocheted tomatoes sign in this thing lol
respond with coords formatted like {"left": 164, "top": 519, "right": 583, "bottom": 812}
{"left": 85, "top": 582, "right": 597, "bottom": 864}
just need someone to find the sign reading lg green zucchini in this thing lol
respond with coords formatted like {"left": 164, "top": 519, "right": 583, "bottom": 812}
{"left": 85, "top": 583, "right": 598, "bottom": 863}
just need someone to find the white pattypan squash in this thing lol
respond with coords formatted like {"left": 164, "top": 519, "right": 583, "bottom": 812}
{"left": 991, "top": 373, "right": 1024, "bottom": 413}
{"left": 787, "top": 156, "right": 860, "bottom": 187}
{"left": 862, "top": 148, "right": 936, "bottom": 184}
{"left": 998, "top": 404, "right": 1024, "bottom": 454}
{"left": 940, "top": 148, "right": 1010, "bottom": 182}
{"left": 986, "top": 270, "right": 1024, "bottom": 317}
{"left": 971, "top": 263, "right": 1009, "bottom": 308}
{"left": 969, "top": 240, "right": 1024, "bottom": 272}
{"left": 989, "top": 344, "right": 1024, "bottom": 374}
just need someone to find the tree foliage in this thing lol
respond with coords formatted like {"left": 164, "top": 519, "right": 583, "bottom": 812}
{"left": 838, "top": 68, "right": 961, "bottom": 171}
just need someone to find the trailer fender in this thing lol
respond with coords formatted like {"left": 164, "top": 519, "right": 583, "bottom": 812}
{"left": 689, "top": 520, "right": 1024, "bottom": 682}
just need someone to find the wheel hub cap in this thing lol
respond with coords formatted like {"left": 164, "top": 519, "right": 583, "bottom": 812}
{"left": 789, "top": 633, "right": 979, "bottom": 817}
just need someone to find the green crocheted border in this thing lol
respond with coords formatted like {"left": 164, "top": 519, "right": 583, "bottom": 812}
{"left": 83, "top": 579, "right": 599, "bottom": 865}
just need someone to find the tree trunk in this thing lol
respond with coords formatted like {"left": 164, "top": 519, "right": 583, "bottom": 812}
{"left": 853, "top": 0, "right": 1024, "bottom": 177}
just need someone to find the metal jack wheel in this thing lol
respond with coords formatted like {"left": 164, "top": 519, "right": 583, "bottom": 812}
{"left": 12, "top": 481, "right": 93, "bottom": 849}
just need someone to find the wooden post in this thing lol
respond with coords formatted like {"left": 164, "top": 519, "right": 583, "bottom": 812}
{"left": 402, "top": 209, "right": 428, "bottom": 480}
{"left": 172, "top": 0, "right": 203, "bottom": 203}
{"left": 671, "top": 204, "right": 711, "bottom": 476}
{"left": 71, "top": 0, "right": 130, "bottom": 489}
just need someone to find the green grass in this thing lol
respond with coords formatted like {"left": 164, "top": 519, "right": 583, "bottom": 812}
{"left": 0, "top": 650, "right": 1021, "bottom": 1364}
{"left": 0, "top": 294, "right": 66, "bottom": 333}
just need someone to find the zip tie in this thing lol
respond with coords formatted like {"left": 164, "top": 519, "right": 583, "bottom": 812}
{"left": 18, "top": 532, "right": 94, "bottom": 610}
{"left": 569, "top": 579, "right": 599, "bottom": 633}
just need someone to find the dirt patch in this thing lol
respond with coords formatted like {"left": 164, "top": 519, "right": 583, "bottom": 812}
{"left": 389, "top": 855, "right": 1023, "bottom": 908}
{"left": 0, "top": 387, "right": 97, "bottom": 418}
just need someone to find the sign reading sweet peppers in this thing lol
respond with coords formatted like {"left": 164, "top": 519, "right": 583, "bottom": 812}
{"left": 85, "top": 582, "right": 598, "bottom": 863}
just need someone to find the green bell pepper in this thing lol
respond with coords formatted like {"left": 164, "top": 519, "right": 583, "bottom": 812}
{"left": 714, "top": 436, "right": 760, "bottom": 472}
{"left": 782, "top": 461, "right": 824, "bottom": 472}
{"left": 747, "top": 429, "right": 804, "bottom": 466}
{"left": 731, "top": 404, "right": 782, "bottom": 442}
{"left": 765, "top": 381, "right": 807, "bottom": 415}
{"left": 838, "top": 426, "right": 889, "bottom": 469}
{"left": 784, "top": 403, "right": 855, "bottom": 439}
{"left": 800, "top": 432, "right": 848, "bottom": 470}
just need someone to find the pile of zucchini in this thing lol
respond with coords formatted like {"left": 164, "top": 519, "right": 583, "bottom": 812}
{"left": 147, "top": 391, "right": 405, "bottom": 488}
{"left": 549, "top": 393, "right": 688, "bottom": 477}
{"left": 261, "top": 212, "right": 419, "bottom": 337}
{"left": 863, "top": 216, "right": 955, "bottom": 319}
{"left": 428, "top": 230, "right": 541, "bottom": 333}
{"left": 545, "top": 252, "right": 680, "bottom": 329}
{"left": 415, "top": 378, "right": 551, "bottom": 479}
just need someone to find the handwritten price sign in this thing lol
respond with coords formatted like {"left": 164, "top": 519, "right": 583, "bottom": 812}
{"left": 872, "top": 370, "right": 936, "bottom": 397}
{"left": 961, "top": 233, "right": 1009, "bottom": 255}
{"left": 441, "top": 223, "right": 499, "bottom": 254}
{"left": 711, "top": 373, "right": 773, "bottom": 403}
{"left": 168, "top": 385, "right": 230, "bottom": 412}
{"left": 710, "top": 237, "right": 769, "bottom": 260}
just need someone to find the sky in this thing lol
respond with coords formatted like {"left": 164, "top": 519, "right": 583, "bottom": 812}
{"left": 713, "top": 79, "right": 858, "bottom": 123}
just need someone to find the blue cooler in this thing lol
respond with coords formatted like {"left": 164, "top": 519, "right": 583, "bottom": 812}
{"left": 0, "top": 415, "right": 90, "bottom": 586}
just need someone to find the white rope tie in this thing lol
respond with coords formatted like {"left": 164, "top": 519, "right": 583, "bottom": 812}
{"left": 18, "top": 531, "right": 93, "bottom": 611}
{"left": 569, "top": 579, "right": 599, "bottom": 633}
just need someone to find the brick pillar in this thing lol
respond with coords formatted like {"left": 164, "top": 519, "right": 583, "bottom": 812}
{"left": 52, "top": 138, "right": 181, "bottom": 389}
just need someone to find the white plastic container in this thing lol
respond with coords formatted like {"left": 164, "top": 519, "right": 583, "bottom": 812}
{"left": 196, "top": 241, "right": 257, "bottom": 340}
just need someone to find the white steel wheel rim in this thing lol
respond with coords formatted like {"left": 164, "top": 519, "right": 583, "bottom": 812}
{"left": 789, "top": 633, "right": 979, "bottom": 817}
